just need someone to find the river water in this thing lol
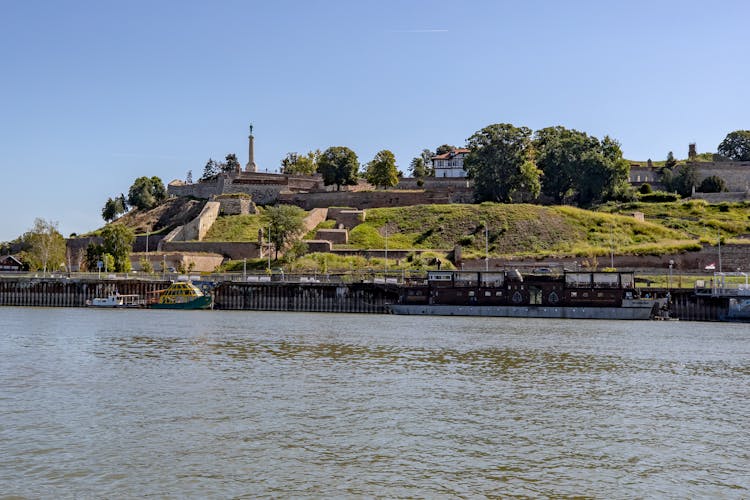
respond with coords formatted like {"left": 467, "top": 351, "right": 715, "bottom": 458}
{"left": 0, "top": 308, "right": 748, "bottom": 498}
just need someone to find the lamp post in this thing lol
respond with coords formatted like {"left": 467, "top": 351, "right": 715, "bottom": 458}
{"left": 267, "top": 225, "right": 272, "bottom": 271}
{"left": 668, "top": 259, "right": 674, "bottom": 290}
{"left": 243, "top": 258, "right": 247, "bottom": 280}
{"left": 384, "top": 220, "right": 388, "bottom": 277}
{"left": 484, "top": 221, "right": 490, "bottom": 271}
{"left": 146, "top": 231, "right": 149, "bottom": 255}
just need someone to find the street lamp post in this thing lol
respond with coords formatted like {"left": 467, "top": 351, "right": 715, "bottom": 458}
{"left": 385, "top": 221, "right": 388, "bottom": 277}
{"left": 484, "top": 221, "right": 490, "bottom": 271}
{"left": 668, "top": 259, "right": 674, "bottom": 290}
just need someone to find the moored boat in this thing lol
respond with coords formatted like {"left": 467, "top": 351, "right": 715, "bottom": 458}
{"left": 387, "top": 270, "right": 665, "bottom": 320}
{"left": 147, "top": 281, "right": 212, "bottom": 310}
{"left": 87, "top": 293, "right": 143, "bottom": 308}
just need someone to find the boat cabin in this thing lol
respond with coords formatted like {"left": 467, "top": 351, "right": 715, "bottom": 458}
{"left": 400, "top": 270, "right": 639, "bottom": 308}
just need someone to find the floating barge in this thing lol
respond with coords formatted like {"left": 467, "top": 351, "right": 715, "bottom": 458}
{"left": 386, "top": 270, "right": 665, "bottom": 320}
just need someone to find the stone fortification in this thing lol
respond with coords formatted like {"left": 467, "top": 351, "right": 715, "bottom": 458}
{"left": 301, "top": 208, "right": 328, "bottom": 234}
{"left": 181, "top": 201, "right": 220, "bottom": 241}
{"left": 278, "top": 189, "right": 472, "bottom": 210}
{"left": 315, "top": 229, "right": 348, "bottom": 244}
{"left": 629, "top": 161, "right": 750, "bottom": 192}
{"left": 160, "top": 241, "right": 262, "bottom": 260}
{"left": 213, "top": 194, "right": 257, "bottom": 216}
{"left": 332, "top": 210, "right": 365, "bottom": 230}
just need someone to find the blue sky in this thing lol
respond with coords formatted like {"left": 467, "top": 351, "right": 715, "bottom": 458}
{"left": 1, "top": 0, "right": 748, "bottom": 241}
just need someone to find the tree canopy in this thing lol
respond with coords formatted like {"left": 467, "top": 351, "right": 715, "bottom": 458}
{"left": 101, "top": 224, "right": 135, "bottom": 272}
{"left": 262, "top": 205, "right": 306, "bottom": 259}
{"left": 20, "top": 218, "right": 66, "bottom": 274}
{"left": 365, "top": 150, "right": 399, "bottom": 189}
{"left": 101, "top": 194, "right": 128, "bottom": 222}
{"left": 664, "top": 151, "right": 678, "bottom": 169}
{"left": 717, "top": 130, "right": 750, "bottom": 161}
{"left": 317, "top": 146, "right": 360, "bottom": 190}
{"left": 200, "top": 158, "right": 220, "bottom": 181}
{"left": 281, "top": 150, "right": 319, "bottom": 175}
{"left": 435, "top": 144, "right": 456, "bottom": 155}
{"left": 698, "top": 175, "right": 728, "bottom": 193}
{"left": 127, "top": 176, "right": 167, "bottom": 211}
{"left": 534, "top": 127, "right": 630, "bottom": 206}
{"left": 224, "top": 153, "right": 241, "bottom": 173}
{"left": 464, "top": 123, "right": 540, "bottom": 203}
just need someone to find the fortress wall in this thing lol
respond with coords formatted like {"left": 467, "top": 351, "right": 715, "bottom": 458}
{"left": 301, "top": 208, "right": 328, "bottom": 234}
{"left": 315, "top": 229, "right": 348, "bottom": 244}
{"left": 395, "top": 177, "right": 470, "bottom": 190}
{"left": 161, "top": 241, "right": 262, "bottom": 259}
{"left": 182, "top": 201, "right": 220, "bottom": 241}
{"left": 690, "top": 162, "right": 750, "bottom": 192}
{"left": 278, "top": 189, "right": 470, "bottom": 210}
{"left": 334, "top": 210, "right": 365, "bottom": 230}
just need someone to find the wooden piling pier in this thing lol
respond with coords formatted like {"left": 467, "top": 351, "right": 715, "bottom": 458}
{"left": 0, "top": 277, "right": 735, "bottom": 320}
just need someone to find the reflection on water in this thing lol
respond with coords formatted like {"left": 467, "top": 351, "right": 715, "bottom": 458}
{"left": 0, "top": 308, "right": 748, "bottom": 497}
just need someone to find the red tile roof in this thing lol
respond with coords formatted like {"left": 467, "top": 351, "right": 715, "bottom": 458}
{"left": 432, "top": 148, "right": 470, "bottom": 160}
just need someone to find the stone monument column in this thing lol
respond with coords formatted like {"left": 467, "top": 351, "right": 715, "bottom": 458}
{"left": 245, "top": 123, "right": 257, "bottom": 172}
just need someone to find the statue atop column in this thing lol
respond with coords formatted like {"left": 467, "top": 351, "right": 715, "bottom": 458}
{"left": 245, "top": 123, "right": 257, "bottom": 172}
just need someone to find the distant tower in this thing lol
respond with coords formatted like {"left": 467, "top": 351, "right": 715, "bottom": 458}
{"left": 245, "top": 123, "right": 257, "bottom": 172}
{"left": 688, "top": 143, "right": 697, "bottom": 161}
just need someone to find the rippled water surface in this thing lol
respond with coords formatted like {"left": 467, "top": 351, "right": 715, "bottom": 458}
{"left": 1, "top": 308, "right": 749, "bottom": 498}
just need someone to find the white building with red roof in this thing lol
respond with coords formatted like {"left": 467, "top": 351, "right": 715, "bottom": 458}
{"left": 432, "top": 148, "right": 469, "bottom": 178}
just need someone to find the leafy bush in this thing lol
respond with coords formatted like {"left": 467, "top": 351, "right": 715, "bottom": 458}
{"left": 639, "top": 191, "right": 680, "bottom": 203}
{"left": 639, "top": 183, "right": 653, "bottom": 194}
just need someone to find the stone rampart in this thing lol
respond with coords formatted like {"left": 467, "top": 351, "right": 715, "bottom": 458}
{"left": 301, "top": 208, "right": 328, "bottom": 234}
{"left": 181, "top": 201, "right": 220, "bottom": 241}
{"left": 214, "top": 195, "right": 257, "bottom": 215}
{"left": 315, "top": 229, "right": 348, "bottom": 244}
{"left": 334, "top": 210, "right": 365, "bottom": 230}
{"left": 303, "top": 240, "right": 333, "bottom": 253}
{"left": 278, "top": 189, "right": 471, "bottom": 210}
{"left": 160, "top": 241, "right": 262, "bottom": 259}
{"left": 130, "top": 252, "right": 225, "bottom": 273}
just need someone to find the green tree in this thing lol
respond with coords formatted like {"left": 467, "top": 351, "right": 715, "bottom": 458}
{"left": 534, "top": 126, "right": 591, "bottom": 203}
{"left": 535, "top": 127, "right": 630, "bottom": 206}
{"left": 464, "top": 123, "right": 540, "bottom": 203}
{"left": 139, "top": 256, "right": 154, "bottom": 274}
{"left": 127, "top": 176, "right": 166, "bottom": 211}
{"left": 421, "top": 148, "right": 434, "bottom": 176}
{"left": 317, "top": 146, "right": 360, "bottom": 190}
{"left": 672, "top": 163, "right": 700, "bottom": 197}
{"left": 262, "top": 205, "right": 306, "bottom": 259}
{"left": 717, "top": 130, "right": 750, "bottom": 161}
{"left": 409, "top": 157, "right": 428, "bottom": 186}
{"left": 101, "top": 224, "right": 135, "bottom": 272}
{"left": 223, "top": 153, "right": 241, "bottom": 173}
{"left": 101, "top": 194, "right": 128, "bottom": 222}
{"left": 365, "top": 150, "right": 399, "bottom": 189}
{"left": 102, "top": 197, "right": 118, "bottom": 223}
{"left": 664, "top": 151, "right": 678, "bottom": 169}
{"left": 281, "top": 150, "right": 319, "bottom": 175}
{"left": 200, "top": 158, "right": 220, "bottom": 181}
{"left": 698, "top": 175, "right": 728, "bottom": 193}
{"left": 435, "top": 144, "right": 456, "bottom": 155}
{"left": 21, "top": 218, "right": 66, "bottom": 274}
{"left": 576, "top": 136, "right": 630, "bottom": 207}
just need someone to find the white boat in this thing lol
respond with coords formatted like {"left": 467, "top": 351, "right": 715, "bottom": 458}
{"left": 87, "top": 293, "right": 143, "bottom": 308}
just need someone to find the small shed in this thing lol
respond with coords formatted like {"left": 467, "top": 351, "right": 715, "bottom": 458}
{"left": 0, "top": 255, "right": 24, "bottom": 272}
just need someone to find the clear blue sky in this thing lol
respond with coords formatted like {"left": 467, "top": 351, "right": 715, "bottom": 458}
{"left": 1, "top": 0, "right": 748, "bottom": 241}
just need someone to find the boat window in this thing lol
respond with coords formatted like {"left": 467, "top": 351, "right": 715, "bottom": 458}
{"left": 571, "top": 291, "right": 577, "bottom": 297}
{"left": 468, "top": 291, "right": 475, "bottom": 297}
{"left": 485, "top": 291, "right": 491, "bottom": 296}
{"left": 496, "top": 291, "right": 502, "bottom": 296}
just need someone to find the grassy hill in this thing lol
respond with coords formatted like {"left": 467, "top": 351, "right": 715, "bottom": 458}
{"left": 342, "top": 203, "right": 701, "bottom": 259}
{"left": 103, "top": 196, "right": 750, "bottom": 263}
{"left": 108, "top": 197, "right": 207, "bottom": 236}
